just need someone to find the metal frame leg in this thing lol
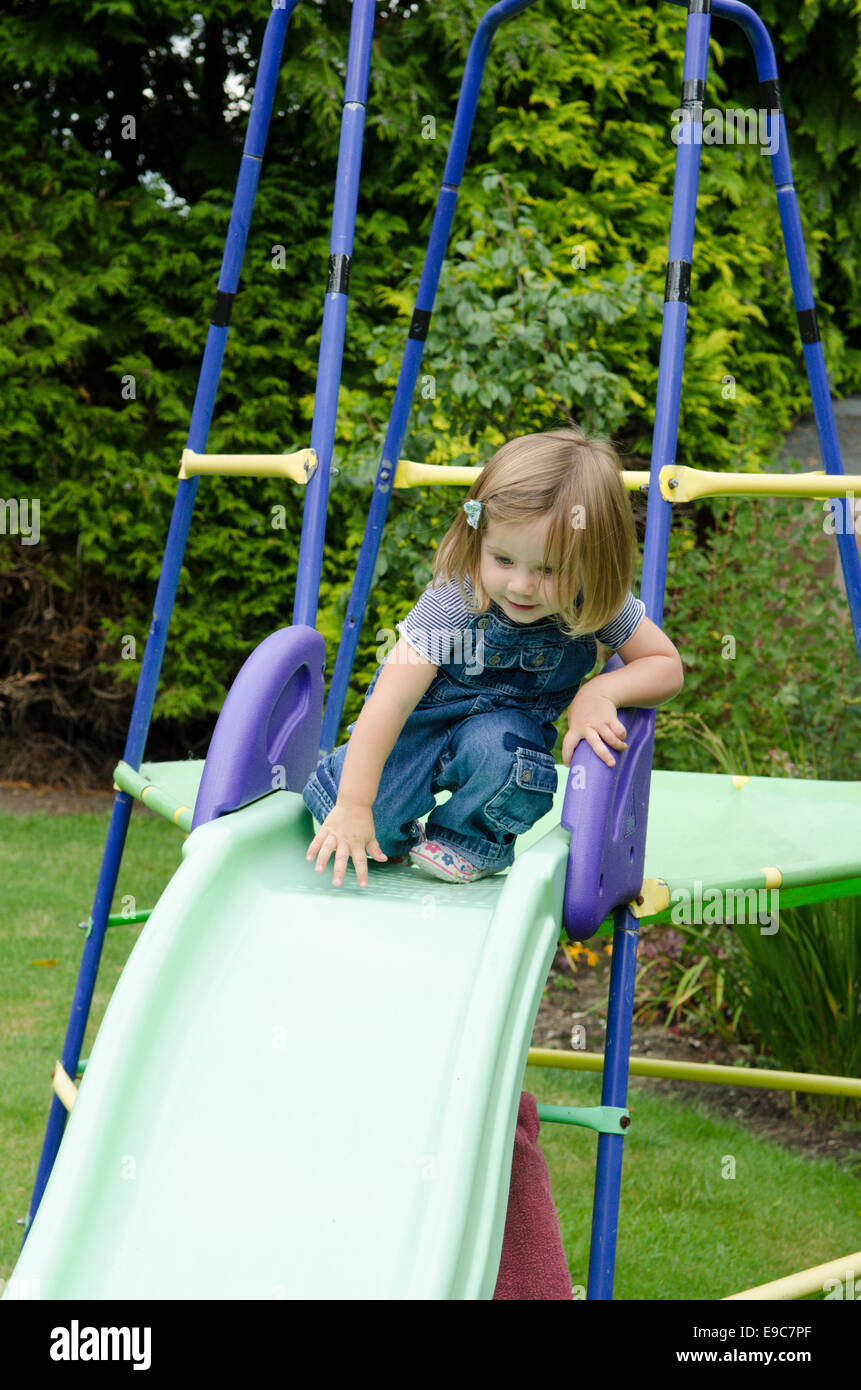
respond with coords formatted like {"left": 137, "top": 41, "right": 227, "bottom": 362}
{"left": 586, "top": 908, "right": 641, "bottom": 1299}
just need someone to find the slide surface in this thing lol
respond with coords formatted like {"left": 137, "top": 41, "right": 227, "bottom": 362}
{"left": 12, "top": 791, "right": 565, "bottom": 1299}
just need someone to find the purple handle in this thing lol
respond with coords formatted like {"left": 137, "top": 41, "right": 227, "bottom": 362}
{"left": 561, "top": 657, "right": 656, "bottom": 942}
{"left": 192, "top": 625, "right": 325, "bottom": 829}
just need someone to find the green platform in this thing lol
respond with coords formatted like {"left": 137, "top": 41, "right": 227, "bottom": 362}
{"left": 119, "top": 759, "right": 861, "bottom": 911}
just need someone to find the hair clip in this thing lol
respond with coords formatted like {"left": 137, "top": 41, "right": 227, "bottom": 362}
{"left": 463, "top": 499, "right": 483, "bottom": 530}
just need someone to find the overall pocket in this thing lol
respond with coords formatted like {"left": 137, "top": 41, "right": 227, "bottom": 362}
{"left": 484, "top": 745, "right": 558, "bottom": 834}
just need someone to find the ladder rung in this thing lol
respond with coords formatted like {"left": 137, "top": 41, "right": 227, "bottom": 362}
{"left": 392, "top": 457, "right": 861, "bottom": 509}
{"left": 113, "top": 761, "right": 193, "bottom": 833}
{"left": 51, "top": 1060, "right": 78, "bottom": 1113}
{"left": 393, "top": 458, "right": 650, "bottom": 491}
{"left": 535, "top": 1103, "right": 631, "bottom": 1134}
{"left": 179, "top": 449, "right": 317, "bottom": 484}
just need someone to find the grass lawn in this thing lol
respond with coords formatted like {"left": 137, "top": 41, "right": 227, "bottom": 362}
{"left": 2, "top": 808, "right": 859, "bottom": 1299}
{"left": 1, "top": 807, "right": 183, "bottom": 1283}
{"left": 526, "top": 1065, "right": 860, "bottom": 1300}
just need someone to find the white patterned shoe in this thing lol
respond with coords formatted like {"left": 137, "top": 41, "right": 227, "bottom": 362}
{"left": 408, "top": 840, "right": 501, "bottom": 883}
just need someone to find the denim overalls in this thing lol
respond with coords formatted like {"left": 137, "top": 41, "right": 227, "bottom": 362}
{"left": 302, "top": 601, "right": 599, "bottom": 871}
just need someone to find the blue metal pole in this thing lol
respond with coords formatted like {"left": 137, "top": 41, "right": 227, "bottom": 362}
{"left": 587, "top": 907, "right": 641, "bottom": 1300}
{"left": 293, "top": 0, "right": 377, "bottom": 629}
{"left": 704, "top": 0, "right": 861, "bottom": 668}
{"left": 640, "top": 0, "right": 711, "bottom": 628}
{"left": 585, "top": 0, "right": 712, "bottom": 1300}
{"left": 127, "top": 0, "right": 301, "bottom": 773}
{"left": 23, "top": 791, "right": 136, "bottom": 1241}
{"left": 320, "top": 0, "right": 543, "bottom": 755}
{"left": 23, "top": 0, "right": 301, "bottom": 1238}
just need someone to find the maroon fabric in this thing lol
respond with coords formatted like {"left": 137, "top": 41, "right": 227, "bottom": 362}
{"left": 493, "top": 1091, "right": 573, "bottom": 1301}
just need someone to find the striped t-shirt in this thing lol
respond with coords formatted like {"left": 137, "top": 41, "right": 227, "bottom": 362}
{"left": 397, "top": 575, "right": 646, "bottom": 666}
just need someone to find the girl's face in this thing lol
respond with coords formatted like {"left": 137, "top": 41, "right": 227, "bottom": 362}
{"left": 479, "top": 516, "right": 559, "bottom": 624}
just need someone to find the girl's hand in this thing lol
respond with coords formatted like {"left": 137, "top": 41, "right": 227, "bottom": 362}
{"left": 563, "top": 690, "right": 627, "bottom": 769}
{"left": 305, "top": 800, "right": 388, "bottom": 888}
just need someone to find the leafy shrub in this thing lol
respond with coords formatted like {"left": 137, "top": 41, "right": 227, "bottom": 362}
{"left": 637, "top": 903, "right": 861, "bottom": 1121}
{"left": 657, "top": 488, "right": 861, "bottom": 781}
{"left": 726, "top": 898, "right": 861, "bottom": 1118}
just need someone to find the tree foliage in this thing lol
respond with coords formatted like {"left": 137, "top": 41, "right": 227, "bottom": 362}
{"left": 1, "top": 0, "right": 858, "bottom": 782}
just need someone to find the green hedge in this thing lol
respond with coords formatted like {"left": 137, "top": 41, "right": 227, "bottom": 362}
{"left": 1, "top": 0, "right": 859, "bottom": 780}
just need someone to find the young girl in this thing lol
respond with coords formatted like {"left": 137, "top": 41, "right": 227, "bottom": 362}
{"left": 303, "top": 427, "right": 684, "bottom": 887}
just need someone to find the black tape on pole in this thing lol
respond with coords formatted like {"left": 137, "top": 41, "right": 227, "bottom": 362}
{"left": 327, "top": 254, "right": 352, "bottom": 295}
{"left": 409, "top": 308, "right": 432, "bottom": 342}
{"left": 797, "top": 307, "right": 820, "bottom": 344}
{"left": 211, "top": 291, "right": 235, "bottom": 328}
{"left": 760, "top": 79, "right": 783, "bottom": 114}
{"left": 665, "top": 261, "right": 692, "bottom": 304}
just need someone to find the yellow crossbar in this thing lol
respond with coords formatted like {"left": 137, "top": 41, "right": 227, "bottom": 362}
{"left": 526, "top": 1048, "right": 861, "bottom": 1097}
{"left": 724, "top": 1251, "right": 861, "bottom": 1301}
{"left": 660, "top": 464, "right": 861, "bottom": 504}
{"left": 179, "top": 448, "right": 317, "bottom": 483}
{"left": 391, "top": 457, "right": 861, "bottom": 510}
{"left": 393, "top": 459, "right": 650, "bottom": 491}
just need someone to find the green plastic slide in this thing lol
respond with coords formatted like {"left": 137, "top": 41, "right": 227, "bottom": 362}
{"left": 13, "top": 763, "right": 860, "bottom": 1298}
{"left": 11, "top": 791, "right": 564, "bottom": 1299}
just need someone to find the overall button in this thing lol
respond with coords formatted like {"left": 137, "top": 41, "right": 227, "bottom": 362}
{"left": 522, "top": 768, "right": 533, "bottom": 782}
{"left": 520, "top": 646, "right": 561, "bottom": 673}
{"left": 488, "top": 652, "right": 501, "bottom": 666}
{"left": 477, "top": 617, "right": 490, "bottom": 629}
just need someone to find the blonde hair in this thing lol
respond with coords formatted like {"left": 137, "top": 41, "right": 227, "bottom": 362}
{"left": 432, "top": 427, "right": 637, "bottom": 639}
